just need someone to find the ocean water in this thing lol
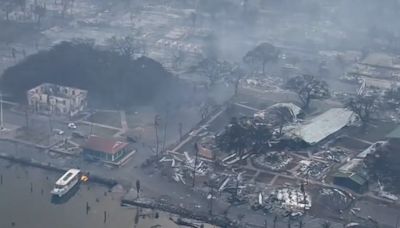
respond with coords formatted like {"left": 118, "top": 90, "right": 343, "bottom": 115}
{"left": 0, "top": 160, "right": 213, "bottom": 228}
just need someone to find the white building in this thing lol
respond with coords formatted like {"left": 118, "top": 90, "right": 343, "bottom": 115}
{"left": 287, "top": 108, "right": 355, "bottom": 145}
{"left": 27, "top": 83, "right": 88, "bottom": 117}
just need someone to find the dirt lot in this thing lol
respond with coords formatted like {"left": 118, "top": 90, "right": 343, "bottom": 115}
{"left": 79, "top": 122, "right": 119, "bottom": 137}
{"left": 308, "top": 185, "right": 354, "bottom": 223}
{"left": 15, "top": 127, "right": 55, "bottom": 146}
{"left": 87, "top": 111, "right": 122, "bottom": 128}
{"left": 332, "top": 136, "right": 370, "bottom": 152}
{"left": 345, "top": 120, "right": 398, "bottom": 143}
{"left": 273, "top": 176, "right": 297, "bottom": 186}
{"left": 254, "top": 172, "right": 275, "bottom": 184}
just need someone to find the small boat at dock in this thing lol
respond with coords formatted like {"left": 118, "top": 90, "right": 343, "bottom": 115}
{"left": 51, "top": 169, "right": 81, "bottom": 197}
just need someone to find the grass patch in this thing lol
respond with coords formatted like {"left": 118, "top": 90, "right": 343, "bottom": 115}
{"left": 87, "top": 111, "right": 121, "bottom": 128}
{"left": 80, "top": 123, "right": 119, "bottom": 137}
{"left": 15, "top": 127, "right": 50, "bottom": 145}
{"left": 254, "top": 172, "right": 275, "bottom": 184}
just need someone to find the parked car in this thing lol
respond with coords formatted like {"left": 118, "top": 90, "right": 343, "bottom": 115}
{"left": 67, "top": 123, "right": 77, "bottom": 129}
{"left": 53, "top": 129, "right": 64, "bottom": 135}
{"left": 72, "top": 131, "right": 85, "bottom": 138}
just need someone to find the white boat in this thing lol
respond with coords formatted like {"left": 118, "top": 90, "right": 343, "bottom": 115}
{"left": 51, "top": 169, "right": 81, "bottom": 197}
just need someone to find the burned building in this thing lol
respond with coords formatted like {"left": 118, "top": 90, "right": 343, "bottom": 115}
{"left": 333, "top": 172, "right": 368, "bottom": 193}
{"left": 386, "top": 125, "right": 400, "bottom": 146}
{"left": 27, "top": 83, "right": 88, "bottom": 117}
{"left": 287, "top": 108, "right": 355, "bottom": 145}
{"left": 347, "top": 53, "right": 400, "bottom": 89}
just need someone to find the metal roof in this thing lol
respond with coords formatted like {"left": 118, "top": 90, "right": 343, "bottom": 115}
{"left": 334, "top": 171, "right": 368, "bottom": 186}
{"left": 289, "top": 108, "right": 355, "bottom": 145}
{"left": 83, "top": 135, "right": 128, "bottom": 154}
{"left": 55, "top": 169, "right": 80, "bottom": 186}
{"left": 386, "top": 126, "right": 400, "bottom": 139}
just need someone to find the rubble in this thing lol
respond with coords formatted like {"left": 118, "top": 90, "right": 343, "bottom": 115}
{"left": 242, "top": 78, "right": 282, "bottom": 91}
{"left": 159, "top": 152, "right": 210, "bottom": 185}
{"left": 287, "top": 108, "right": 356, "bottom": 145}
{"left": 252, "top": 151, "right": 293, "bottom": 171}
{"left": 254, "top": 103, "right": 302, "bottom": 122}
{"left": 259, "top": 187, "right": 311, "bottom": 216}
{"left": 314, "top": 147, "right": 349, "bottom": 163}
{"left": 295, "top": 160, "right": 329, "bottom": 179}
{"left": 314, "top": 187, "right": 353, "bottom": 213}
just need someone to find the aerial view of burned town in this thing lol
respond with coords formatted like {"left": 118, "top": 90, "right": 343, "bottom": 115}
{"left": 0, "top": 0, "right": 400, "bottom": 227}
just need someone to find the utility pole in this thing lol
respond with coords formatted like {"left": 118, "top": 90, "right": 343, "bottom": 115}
{"left": 0, "top": 92, "right": 4, "bottom": 130}
{"left": 49, "top": 112, "right": 53, "bottom": 132}
{"left": 90, "top": 121, "right": 93, "bottom": 135}
{"left": 209, "top": 184, "right": 214, "bottom": 216}
{"left": 192, "top": 142, "right": 199, "bottom": 188}
{"left": 24, "top": 106, "right": 29, "bottom": 129}
{"left": 178, "top": 122, "right": 183, "bottom": 142}
{"left": 235, "top": 173, "right": 240, "bottom": 198}
{"left": 154, "top": 114, "right": 160, "bottom": 158}
{"left": 162, "top": 110, "right": 169, "bottom": 153}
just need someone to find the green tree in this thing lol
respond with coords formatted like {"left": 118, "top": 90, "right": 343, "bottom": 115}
{"left": 346, "top": 94, "right": 377, "bottom": 124}
{"left": 243, "top": 42, "right": 280, "bottom": 75}
{"left": 285, "top": 75, "right": 330, "bottom": 109}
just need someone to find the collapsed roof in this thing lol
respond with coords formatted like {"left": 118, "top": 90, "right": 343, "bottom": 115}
{"left": 254, "top": 103, "right": 302, "bottom": 121}
{"left": 287, "top": 108, "right": 355, "bottom": 145}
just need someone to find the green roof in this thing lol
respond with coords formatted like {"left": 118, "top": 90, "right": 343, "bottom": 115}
{"left": 334, "top": 171, "right": 368, "bottom": 186}
{"left": 386, "top": 126, "right": 400, "bottom": 139}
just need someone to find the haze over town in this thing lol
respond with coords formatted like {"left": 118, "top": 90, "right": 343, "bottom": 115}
{"left": 0, "top": 0, "right": 400, "bottom": 228}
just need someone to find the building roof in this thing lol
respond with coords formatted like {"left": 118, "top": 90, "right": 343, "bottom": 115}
{"left": 334, "top": 171, "right": 368, "bottom": 186}
{"left": 28, "top": 83, "right": 87, "bottom": 99}
{"left": 339, "top": 158, "right": 363, "bottom": 172}
{"left": 386, "top": 126, "right": 400, "bottom": 139}
{"left": 55, "top": 169, "right": 81, "bottom": 186}
{"left": 83, "top": 135, "right": 128, "bottom": 154}
{"left": 198, "top": 145, "right": 214, "bottom": 160}
{"left": 361, "top": 53, "right": 400, "bottom": 69}
{"left": 288, "top": 108, "right": 355, "bottom": 145}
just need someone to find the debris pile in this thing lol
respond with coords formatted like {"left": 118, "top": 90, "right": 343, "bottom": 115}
{"left": 254, "top": 103, "right": 302, "bottom": 122}
{"left": 252, "top": 151, "right": 293, "bottom": 171}
{"left": 315, "top": 187, "right": 353, "bottom": 212}
{"left": 257, "top": 187, "right": 311, "bottom": 216}
{"left": 314, "top": 147, "right": 348, "bottom": 163}
{"left": 197, "top": 135, "right": 219, "bottom": 160}
{"left": 242, "top": 77, "right": 283, "bottom": 91}
{"left": 159, "top": 152, "right": 210, "bottom": 185}
{"left": 295, "top": 160, "right": 329, "bottom": 179}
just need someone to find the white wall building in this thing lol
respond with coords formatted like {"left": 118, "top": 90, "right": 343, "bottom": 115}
{"left": 27, "top": 83, "right": 88, "bottom": 117}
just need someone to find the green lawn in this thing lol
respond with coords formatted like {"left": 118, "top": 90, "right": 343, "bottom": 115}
{"left": 87, "top": 111, "right": 122, "bottom": 128}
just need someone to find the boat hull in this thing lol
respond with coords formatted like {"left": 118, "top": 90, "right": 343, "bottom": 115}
{"left": 51, "top": 178, "right": 79, "bottom": 198}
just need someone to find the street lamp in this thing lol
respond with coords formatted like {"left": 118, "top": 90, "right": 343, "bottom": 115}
{"left": 0, "top": 92, "right": 4, "bottom": 130}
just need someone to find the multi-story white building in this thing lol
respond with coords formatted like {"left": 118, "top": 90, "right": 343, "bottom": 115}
{"left": 27, "top": 83, "right": 88, "bottom": 117}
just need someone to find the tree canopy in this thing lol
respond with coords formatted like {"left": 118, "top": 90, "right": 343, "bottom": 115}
{"left": 243, "top": 42, "right": 280, "bottom": 75}
{"left": 217, "top": 117, "right": 272, "bottom": 156}
{"left": 1, "top": 41, "right": 174, "bottom": 108}
{"left": 285, "top": 75, "right": 330, "bottom": 109}
{"left": 365, "top": 142, "right": 400, "bottom": 193}
{"left": 345, "top": 94, "right": 378, "bottom": 124}
{"left": 192, "top": 57, "right": 235, "bottom": 87}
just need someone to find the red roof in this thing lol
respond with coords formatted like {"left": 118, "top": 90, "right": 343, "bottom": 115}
{"left": 83, "top": 135, "right": 128, "bottom": 154}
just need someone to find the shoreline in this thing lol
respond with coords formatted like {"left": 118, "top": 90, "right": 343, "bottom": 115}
{"left": 0, "top": 151, "right": 231, "bottom": 227}
{"left": 0, "top": 152, "right": 118, "bottom": 187}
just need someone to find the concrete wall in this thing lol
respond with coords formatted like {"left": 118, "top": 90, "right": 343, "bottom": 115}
{"left": 27, "top": 83, "right": 87, "bottom": 117}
